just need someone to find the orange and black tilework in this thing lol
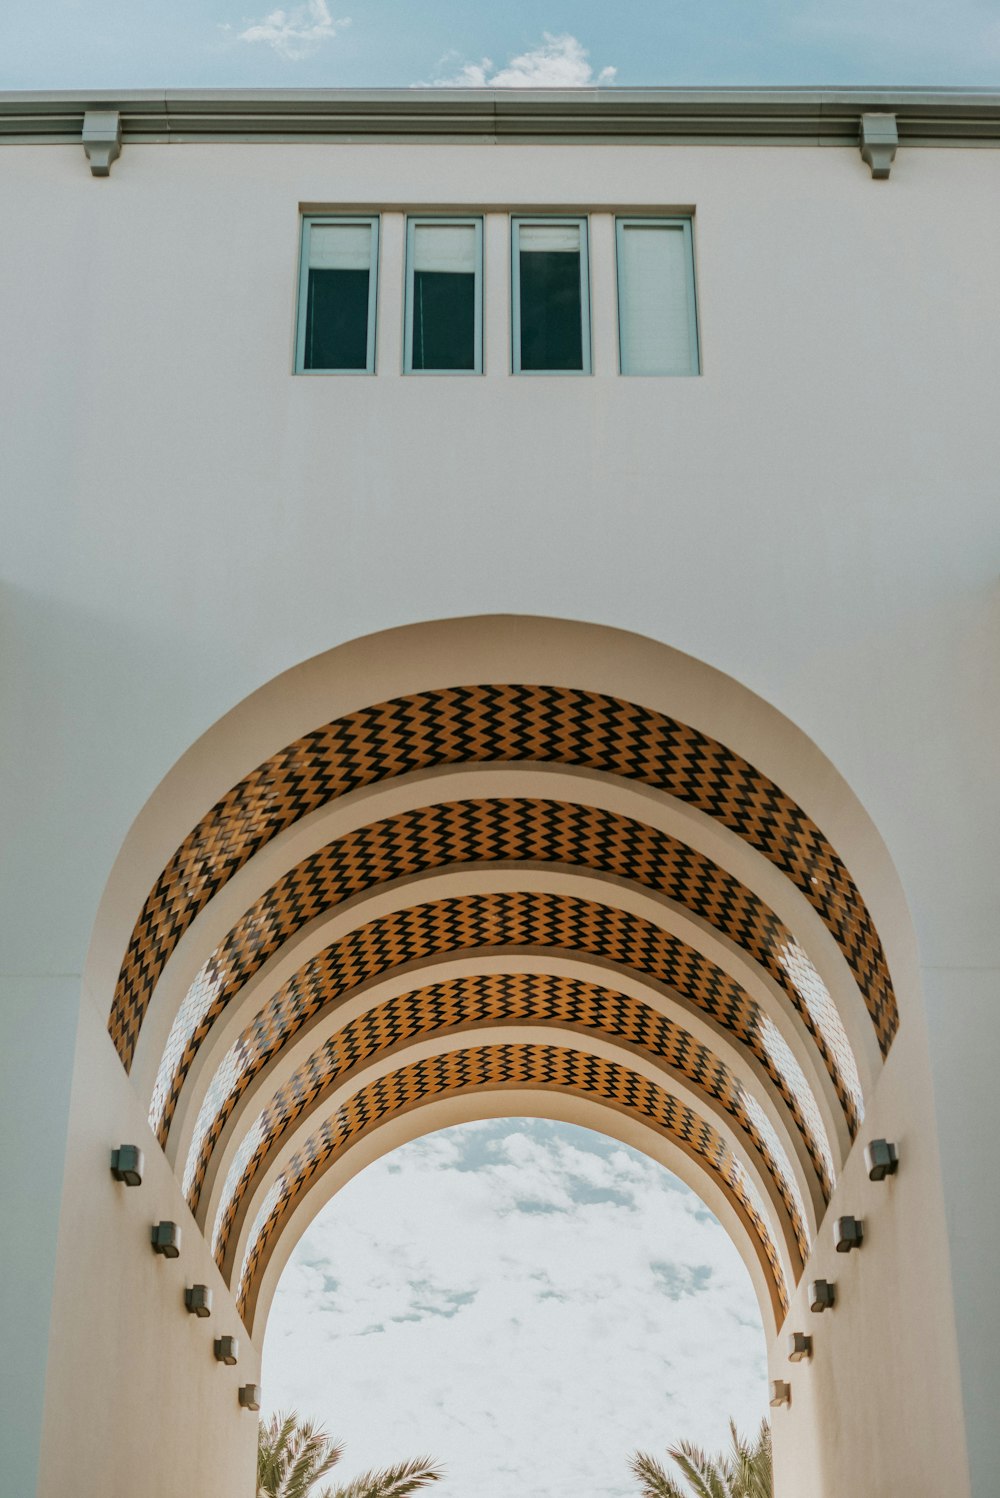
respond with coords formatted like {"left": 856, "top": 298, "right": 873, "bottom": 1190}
{"left": 110, "top": 686, "right": 898, "bottom": 1071}
{"left": 185, "top": 890, "right": 841, "bottom": 1215}
{"left": 235, "top": 1043, "right": 790, "bottom": 1326}
{"left": 211, "top": 971, "right": 813, "bottom": 1275}
{"left": 157, "top": 797, "right": 859, "bottom": 1147}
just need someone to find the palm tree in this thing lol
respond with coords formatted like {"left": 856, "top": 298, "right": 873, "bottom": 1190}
{"left": 257, "top": 1411, "right": 442, "bottom": 1498}
{"left": 630, "top": 1417, "right": 771, "bottom": 1498}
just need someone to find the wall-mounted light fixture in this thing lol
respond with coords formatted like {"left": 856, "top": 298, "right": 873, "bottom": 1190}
{"left": 110, "top": 1145, "right": 144, "bottom": 1185}
{"left": 151, "top": 1221, "right": 181, "bottom": 1257}
{"left": 809, "top": 1279, "right": 837, "bottom": 1312}
{"left": 214, "top": 1336, "right": 239, "bottom": 1366}
{"left": 788, "top": 1331, "right": 813, "bottom": 1362}
{"left": 239, "top": 1384, "right": 261, "bottom": 1411}
{"left": 834, "top": 1215, "right": 864, "bottom": 1252}
{"left": 185, "top": 1285, "right": 213, "bottom": 1317}
{"left": 865, "top": 1139, "right": 899, "bottom": 1182}
{"left": 769, "top": 1380, "right": 791, "bottom": 1408}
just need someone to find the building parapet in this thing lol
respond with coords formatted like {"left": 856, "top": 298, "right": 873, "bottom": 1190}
{"left": 1, "top": 86, "right": 1000, "bottom": 150}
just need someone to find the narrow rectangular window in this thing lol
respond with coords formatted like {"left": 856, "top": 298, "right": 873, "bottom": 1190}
{"left": 296, "top": 216, "right": 378, "bottom": 373}
{"left": 512, "top": 217, "right": 591, "bottom": 375}
{"left": 616, "top": 218, "right": 699, "bottom": 376}
{"left": 405, "top": 218, "right": 482, "bottom": 374}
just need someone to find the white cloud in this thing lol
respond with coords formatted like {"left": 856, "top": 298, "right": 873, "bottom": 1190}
{"left": 237, "top": 0, "right": 348, "bottom": 60}
{"left": 262, "top": 1120, "right": 767, "bottom": 1498}
{"left": 431, "top": 33, "right": 616, "bottom": 88}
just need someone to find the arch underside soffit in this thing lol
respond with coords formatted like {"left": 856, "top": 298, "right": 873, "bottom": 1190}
{"left": 234, "top": 1042, "right": 792, "bottom": 1329}
{"left": 104, "top": 681, "right": 901, "bottom": 1343}
{"left": 110, "top": 686, "right": 898, "bottom": 1066}
{"left": 206, "top": 970, "right": 813, "bottom": 1278}
{"left": 157, "top": 796, "right": 860, "bottom": 1187}
{"left": 183, "top": 884, "right": 828, "bottom": 1232}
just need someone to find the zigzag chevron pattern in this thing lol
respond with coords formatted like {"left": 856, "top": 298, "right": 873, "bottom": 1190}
{"left": 182, "top": 890, "right": 844, "bottom": 1222}
{"left": 234, "top": 1043, "right": 791, "bottom": 1327}
{"left": 153, "top": 797, "right": 860, "bottom": 1148}
{"left": 109, "top": 685, "right": 897, "bottom": 1068}
{"left": 208, "top": 970, "right": 814, "bottom": 1275}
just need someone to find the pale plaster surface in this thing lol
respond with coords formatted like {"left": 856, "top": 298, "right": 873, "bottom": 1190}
{"left": 770, "top": 1008, "right": 970, "bottom": 1497}
{"left": 35, "top": 988, "right": 260, "bottom": 1498}
{"left": 0, "top": 978, "right": 79, "bottom": 1498}
{"left": 1, "top": 134, "right": 997, "bottom": 1494}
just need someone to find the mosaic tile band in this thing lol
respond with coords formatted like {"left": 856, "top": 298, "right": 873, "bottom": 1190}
{"left": 183, "top": 889, "right": 845, "bottom": 1224}
{"left": 209, "top": 969, "right": 814, "bottom": 1276}
{"left": 110, "top": 685, "right": 898, "bottom": 1069}
{"left": 154, "top": 797, "right": 860, "bottom": 1147}
{"left": 234, "top": 1042, "right": 791, "bottom": 1327}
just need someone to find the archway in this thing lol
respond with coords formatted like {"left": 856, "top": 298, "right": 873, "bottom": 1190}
{"left": 54, "top": 616, "right": 938, "bottom": 1498}
{"left": 261, "top": 1115, "right": 773, "bottom": 1498}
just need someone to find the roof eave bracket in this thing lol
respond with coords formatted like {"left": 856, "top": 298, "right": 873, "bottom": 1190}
{"left": 860, "top": 112, "right": 898, "bottom": 180}
{"left": 82, "top": 110, "right": 122, "bottom": 176}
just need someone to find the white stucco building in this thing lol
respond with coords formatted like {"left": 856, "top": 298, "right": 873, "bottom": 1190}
{"left": 1, "top": 86, "right": 998, "bottom": 1497}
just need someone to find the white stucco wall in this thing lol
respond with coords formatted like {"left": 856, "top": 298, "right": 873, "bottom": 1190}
{"left": 35, "top": 989, "right": 260, "bottom": 1498}
{"left": 770, "top": 1006, "right": 969, "bottom": 1496}
{"left": 1, "top": 132, "right": 997, "bottom": 1494}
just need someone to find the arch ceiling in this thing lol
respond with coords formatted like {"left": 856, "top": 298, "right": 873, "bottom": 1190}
{"left": 234, "top": 1043, "right": 792, "bottom": 1327}
{"left": 94, "top": 626, "right": 903, "bottom": 1341}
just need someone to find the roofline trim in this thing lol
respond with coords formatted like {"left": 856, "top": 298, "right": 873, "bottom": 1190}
{"left": 2, "top": 87, "right": 1000, "bottom": 147}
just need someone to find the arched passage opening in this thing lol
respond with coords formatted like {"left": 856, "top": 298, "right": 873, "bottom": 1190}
{"left": 55, "top": 616, "right": 937, "bottom": 1498}
{"left": 261, "top": 1115, "right": 772, "bottom": 1498}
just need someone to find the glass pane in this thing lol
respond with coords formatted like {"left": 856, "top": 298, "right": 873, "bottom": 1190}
{"left": 304, "top": 223, "right": 372, "bottom": 370}
{"left": 413, "top": 224, "right": 476, "bottom": 274}
{"left": 309, "top": 223, "right": 372, "bottom": 271}
{"left": 411, "top": 224, "right": 477, "bottom": 371}
{"left": 518, "top": 224, "right": 583, "bottom": 372}
{"left": 520, "top": 224, "right": 580, "bottom": 254}
{"left": 619, "top": 224, "right": 694, "bottom": 375}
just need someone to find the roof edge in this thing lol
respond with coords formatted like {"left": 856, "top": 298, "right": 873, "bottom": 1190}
{"left": 3, "top": 87, "right": 1000, "bottom": 147}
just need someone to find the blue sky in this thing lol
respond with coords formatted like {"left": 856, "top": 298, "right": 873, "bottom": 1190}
{"left": 2, "top": 0, "right": 1000, "bottom": 89}
{"left": 263, "top": 1120, "right": 767, "bottom": 1498}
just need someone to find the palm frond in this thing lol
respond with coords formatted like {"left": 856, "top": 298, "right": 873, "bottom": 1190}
{"left": 631, "top": 1413, "right": 771, "bottom": 1498}
{"left": 629, "top": 1450, "right": 691, "bottom": 1498}
{"left": 257, "top": 1411, "right": 346, "bottom": 1498}
{"left": 326, "top": 1455, "right": 443, "bottom": 1498}
{"left": 728, "top": 1419, "right": 771, "bottom": 1498}
{"left": 667, "top": 1440, "right": 734, "bottom": 1498}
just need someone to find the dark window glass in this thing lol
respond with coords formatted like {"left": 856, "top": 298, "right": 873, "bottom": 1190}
{"left": 304, "top": 268, "right": 370, "bottom": 371}
{"left": 412, "top": 272, "right": 475, "bottom": 370}
{"left": 518, "top": 226, "right": 584, "bottom": 371}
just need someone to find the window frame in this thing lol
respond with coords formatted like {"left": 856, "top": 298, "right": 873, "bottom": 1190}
{"left": 615, "top": 215, "right": 700, "bottom": 377}
{"left": 511, "top": 215, "right": 592, "bottom": 377}
{"left": 403, "top": 215, "right": 484, "bottom": 376}
{"left": 295, "top": 214, "right": 380, "bottom": 375}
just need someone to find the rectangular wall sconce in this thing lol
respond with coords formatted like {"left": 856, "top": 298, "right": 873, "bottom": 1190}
{"left": 214, "top": 1336, "right": 239, "bottom": 1365}
{"left": 788, "top": 1331, "right": 813, "bottom": 1362}
{"left": 110, "top": 1145, "right": 144, "bottom": 1185}
{"left": 865, "top": 1139, "right": 899, "bottom": 1181}
{"left": 151, "top": 1221, "right": 181, "bottom": 1257}
{"left": 834, "top": 1215, "right": 864, "bottom": 1252}
{"left": 769, "top": 1380, "right": 791, "bottom": 1408}
{"left": 809, "top": 1279, "right": 836, "bottom": 1312}
{"left": 239, "top": 1384, "right": 261, "bottom": 1411}
{"left": 185, "top": 1284, "right": 213, "bottom": 1317}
